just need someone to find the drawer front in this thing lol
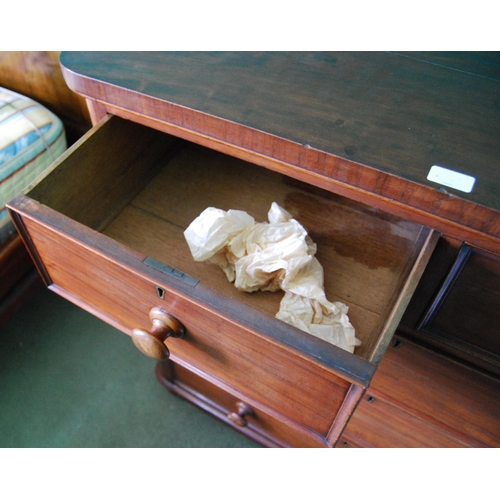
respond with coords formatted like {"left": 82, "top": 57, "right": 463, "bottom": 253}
{"left": 339, "top": 394, "right": 473, "bottom": 448}
{"left": 158, "top": 361, "right": 329, "bottom": 448}
{"left": 369, "top": 337, "right": 500, "bottom": 447}
{"left": 18, "top": 211, "right": 356, "bottom": 439}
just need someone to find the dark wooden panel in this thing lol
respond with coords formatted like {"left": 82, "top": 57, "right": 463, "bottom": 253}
{"left": 418, "top": 244, "right": 500, "bottom": 375}
{"left": 394, "top": 52, "right": 500, "bottom": 80}
{"left": 28, "top": 116, "right": 178, "bottom": 232}
{"left": 0, "top": 236, "right": 33, "bottom": 300}
{"left": 60, "top": 52, "right": 500, "bottom": 254}
{"left": 400, "top": 235, "right": 462, "bottom": 328}
{"left": 59, "top": 52, "right": 500, "bottom": 211}
{"left": 0, "top": 235, "right": 42, "bottom": 327}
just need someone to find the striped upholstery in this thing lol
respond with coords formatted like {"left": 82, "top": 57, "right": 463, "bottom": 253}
{"left": 0, "top": 87, "right": 66, "bottom": 245}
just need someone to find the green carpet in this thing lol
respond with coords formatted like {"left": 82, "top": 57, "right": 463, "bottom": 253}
{"left": 0, "top": 286, "right": 260, "bottom": 448}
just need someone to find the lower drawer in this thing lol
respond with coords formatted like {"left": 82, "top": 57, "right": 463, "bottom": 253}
{"left": 339, "top": 394, "right": 472, "bottom": 448}
{"left": 339, "top": 337, "right": 500, "bottom": 447}
{"left": 157, "top": 360, "right": 330, "bottom": 447}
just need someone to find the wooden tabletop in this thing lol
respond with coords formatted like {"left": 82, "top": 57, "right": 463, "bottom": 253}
{"left": 60, "top": 52, "right": 500, "bottom": 248}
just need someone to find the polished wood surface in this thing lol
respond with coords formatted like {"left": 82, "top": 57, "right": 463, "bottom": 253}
{"left": 340, "top": 394, "right": 473, "bottom": 448}
{"left": 6, "top": 52, "right": 500, "bottom": 447}
{"left": 17, "top": 116, "right": 437, "bottom": 364}
{"left": 156, "top": 361, "right": 323, "bottom": 447}
{"left": 131, "top": 307, "right": 185, "bottom": 360}
{"left": 59, "top": 52, "right": 500, "bottom": 253}
{"left": 12, "top": 202, "right": 358, "bottom": 439}
{"left": 6, "top": 113, "right": 437, "bottom": 446}
{"left": 0, "top": 51, "right": 91, "bottom": 143}
{"left": 341, "top": 336, "right": 500, "bottom": 447}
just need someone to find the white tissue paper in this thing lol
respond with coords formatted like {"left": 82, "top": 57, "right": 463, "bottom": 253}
{"left": 184, "top": 202, "right": 361, "bottom": 353}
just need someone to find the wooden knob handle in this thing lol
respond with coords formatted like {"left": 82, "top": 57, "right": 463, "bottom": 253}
{"left": 132, "top": 307, "right": 185, "bottom": 360}
{"left": 227, "top": 402, "right": 254, "bottom": 427}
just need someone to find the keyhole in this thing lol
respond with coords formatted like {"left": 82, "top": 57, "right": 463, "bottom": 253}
{"left": 156, "top": 286, "right": 165, "bottom": 299}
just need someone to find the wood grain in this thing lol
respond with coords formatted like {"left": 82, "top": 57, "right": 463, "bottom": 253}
{"left": 158, "top": 360, "right": 331, "bottom": 447}
{"left": 28, "top": 116, "right": 178, "bottom": 232}
{"left": 19, "top": 211, "right": 356, "bottom": 437}
{"left": 59, "top": 52, "right": 500, "bottom": 251}
{"left": 0, "top": 51, "right": 91, "bottom": 143}
{"left": 363, "top": 338, "right": 500, "bottom": 447}
{"left": 340, "top": 394, "right": 473, "bottom": 448}
{"left": 9, "top": 52, "right": 499, "bottom": 448}
{"left": 22, "top": 115, "right": 436, "bottom": 363}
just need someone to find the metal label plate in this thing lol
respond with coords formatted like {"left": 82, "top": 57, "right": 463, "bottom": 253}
{"left": 143, "top": 257, "right": 199, "bottom": 287}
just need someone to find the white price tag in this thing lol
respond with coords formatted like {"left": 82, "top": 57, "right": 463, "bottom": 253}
{"left": 427, "top": 165, "right": 476, "bottom": 193}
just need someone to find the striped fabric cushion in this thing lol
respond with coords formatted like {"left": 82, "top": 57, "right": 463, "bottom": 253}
{"left": 0, "top": 87, "right": 66, "bottom": 245}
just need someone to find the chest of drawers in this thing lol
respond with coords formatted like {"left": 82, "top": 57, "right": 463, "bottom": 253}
{"left": 8, "top": 52, "right": 499, "bottom": 447}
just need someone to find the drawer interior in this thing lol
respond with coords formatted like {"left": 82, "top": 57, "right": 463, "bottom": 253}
{"left": 28, "top": 116, "right": 433, "bottom": 362}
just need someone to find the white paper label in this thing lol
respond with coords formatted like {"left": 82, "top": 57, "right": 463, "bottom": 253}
{"left": 427, "top": 165, "right": 476, "bottom": 193}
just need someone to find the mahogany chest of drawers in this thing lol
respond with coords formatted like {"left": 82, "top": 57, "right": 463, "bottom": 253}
{"left": 8, "top": 52, "right": 500, "bottom": 447}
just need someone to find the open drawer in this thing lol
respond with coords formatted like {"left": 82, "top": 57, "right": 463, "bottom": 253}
{"left": 8, "top": 115, "right": 439, "bottom": 447}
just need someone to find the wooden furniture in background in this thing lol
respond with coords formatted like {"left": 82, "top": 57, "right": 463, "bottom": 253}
{"left": 0, "top": 51, "right": 91, "bottom": 145}
{"left": 8, "top": 52, "right": 500, "bottom": 446}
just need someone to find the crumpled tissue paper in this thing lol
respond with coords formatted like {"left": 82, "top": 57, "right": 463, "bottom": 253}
{"left": 184, "top": 202, "right": 361, "bottom": 353}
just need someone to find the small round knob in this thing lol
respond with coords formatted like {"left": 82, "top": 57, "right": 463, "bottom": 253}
{"left": 227, "top": 402, "right": 254, "bottom": 427}
{"left": 132, "top": 307, "right": 185, "bottom": 360}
